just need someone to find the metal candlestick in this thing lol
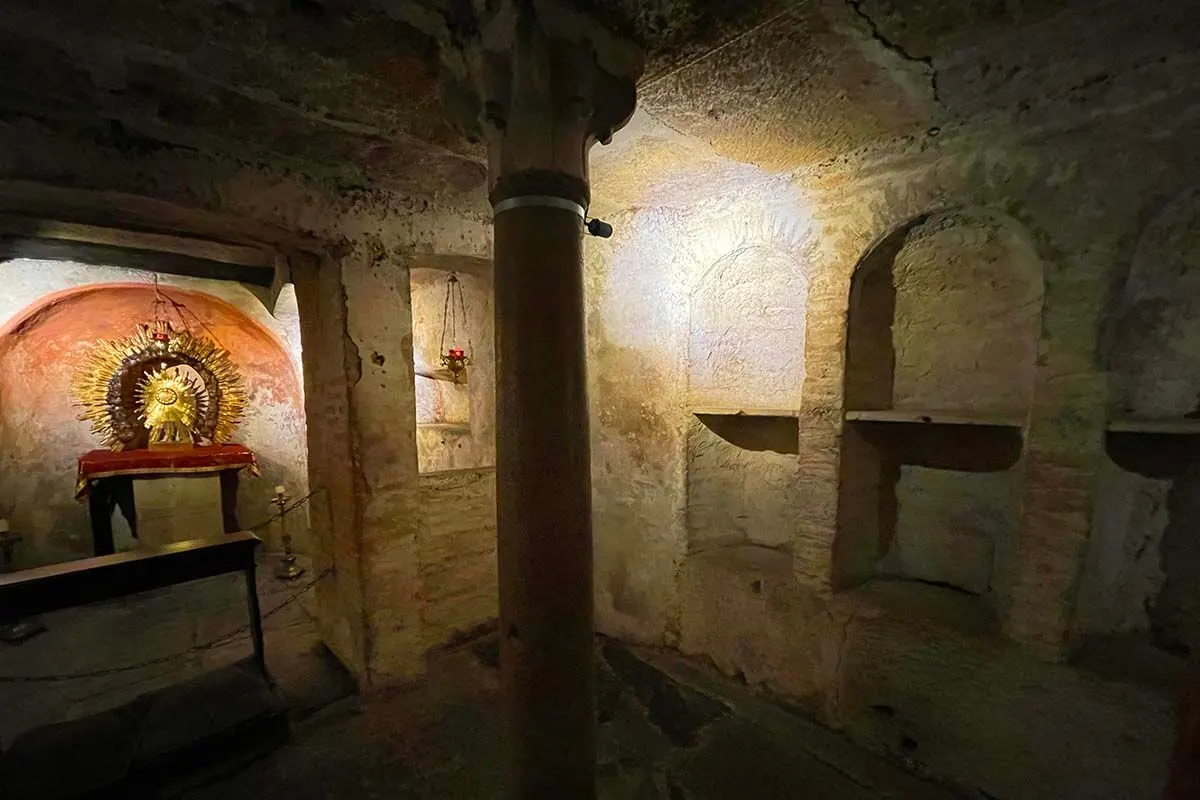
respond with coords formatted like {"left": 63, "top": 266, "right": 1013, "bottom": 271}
{"left": 273, "top": 488, "right": 304, "bottom": 581}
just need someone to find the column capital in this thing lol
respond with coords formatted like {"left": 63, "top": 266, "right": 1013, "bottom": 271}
{"left": 467, "top": 0, "right": 643, "bottom": 203}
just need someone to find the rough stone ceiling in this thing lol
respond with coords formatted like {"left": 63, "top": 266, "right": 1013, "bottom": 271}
{"left": 0, "top": 0, "right": 1198, "bottom": 202}
{"left": 593, "top": 0, "right": 1200, "bottom": 205}
{"left": 0, "top": 0, "right": 485, "bottom": 193}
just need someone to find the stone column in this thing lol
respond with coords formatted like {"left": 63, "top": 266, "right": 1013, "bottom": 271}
{"left": 470, "top": 3, "right": 640, "bottom": 796}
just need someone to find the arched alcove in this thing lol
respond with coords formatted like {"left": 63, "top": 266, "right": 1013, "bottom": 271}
{"left": 1082, "top": 187, "right": 1200, "bottom": 654}
{"left": 409, "top": 264, "right": 494, "bottom": 474}
{"left": 0, "top": 278, "right": 308, "bottom": 565}
{"left": 685, "top": 245, "right": 808, "bottom": 553}
{"left": 835, "top": 209, "right": 1043, "bottom": 603}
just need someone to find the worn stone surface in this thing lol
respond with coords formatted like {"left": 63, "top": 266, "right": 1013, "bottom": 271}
{"left": 1076, "top": 459, "right": 1171, "bottom": 643}
{"left": 886, "top": 216, "right": 1042, "bottom": 414}
{"left": 173, "top": 637, "right": 959, "bottom": 800}
{"left": 675, "top": 559, "right": 1175, "bottom": 798}
{"left": 416, "top": 467, "right": 498, "bottom": 651}
{"left": 687, "top": 244, "right": 807, "bottom": 410}
{"left": 881, "top": 467, "right": 1015, "bottom": 595}
{"left": 1087, "top": 185, "right": 1200, "bottom": 654}
{"left": 1108, "top": 186, "right": 1200, "bottom": 418}
{"left": 685, "top": 417, "right": 797, "bottom": 553}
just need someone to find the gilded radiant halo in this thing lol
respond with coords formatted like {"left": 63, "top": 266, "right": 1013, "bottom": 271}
{"left": 72, "top": 320, "right": 247, "bottom": 451}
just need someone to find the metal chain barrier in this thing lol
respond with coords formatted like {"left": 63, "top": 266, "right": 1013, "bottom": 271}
{"left": 0, "top": 489, "right": 330, "bottom": 684}
{"left": 247, "top": 487, "right": 323, "bottom": 534}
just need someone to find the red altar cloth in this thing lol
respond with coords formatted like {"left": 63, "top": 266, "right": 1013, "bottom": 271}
{"left": 75, "top": 444, "right": 259, "bottom": 499}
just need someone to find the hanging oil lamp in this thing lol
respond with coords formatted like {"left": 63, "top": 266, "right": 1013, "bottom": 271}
{"left": 439, "top": 273, "right": 473, "bottom": 384}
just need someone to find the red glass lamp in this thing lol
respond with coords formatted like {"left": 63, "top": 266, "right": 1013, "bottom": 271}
{"left": 438, "top": 274, "right": 472, "bottom": 383}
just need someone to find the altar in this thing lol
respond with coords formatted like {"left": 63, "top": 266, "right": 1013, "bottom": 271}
{"left": 70, "top": 316, "right": 256, "bottom": 557}
{"left": 76, "top": 444, "right": 259, "bottom": 555}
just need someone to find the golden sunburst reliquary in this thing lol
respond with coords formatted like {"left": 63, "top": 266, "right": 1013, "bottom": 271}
{"left": 72, "top": 320, "right": 247, "bottom": 451}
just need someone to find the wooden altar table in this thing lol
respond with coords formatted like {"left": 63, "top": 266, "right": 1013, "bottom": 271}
{"left": 76, "top": 444, "right": 259, "bottom": 556}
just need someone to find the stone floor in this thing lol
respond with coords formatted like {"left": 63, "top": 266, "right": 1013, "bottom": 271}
{"left": 177, "top": 637, "right": 969, "bottom": 800}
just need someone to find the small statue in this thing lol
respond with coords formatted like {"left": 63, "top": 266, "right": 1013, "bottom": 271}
{"left": 72, "top": 320, "right": 246, "bottom": 451}
{"left": 138, "top": 364, "right": 202, "bottom": 448}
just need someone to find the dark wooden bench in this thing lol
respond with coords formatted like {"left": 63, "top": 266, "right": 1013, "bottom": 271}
{"left": 0, "top": 533, "right": 285, "bottom": 799}
{"left": 0, "top": 532, "right": 266, "bottom": 674}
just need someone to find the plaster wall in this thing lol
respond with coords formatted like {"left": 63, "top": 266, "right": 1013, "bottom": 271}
{"left": 0, "top": 276, "right": 308, "bottom": 565}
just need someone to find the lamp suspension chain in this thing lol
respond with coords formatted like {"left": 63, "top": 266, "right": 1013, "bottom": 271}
{"left": 455, "top": 275, "right": 473, "bottom": 357}
{"left": 438, "top": 273, "right": 471, "bottom": 383}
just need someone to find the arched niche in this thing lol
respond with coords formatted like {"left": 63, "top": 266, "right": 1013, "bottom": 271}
{"left": 684, "top": 245, "right": 807, "bottom": 554}
{"left": 0, "top": 280, "right": 308, "bottom": 566}
{"left": 835, "top": 209, "right": 1043, "bottom": 601}
{"left": 1082, "top": 187, "right": 1200, "bottom": 654}
{"left": 1108, "top": 187, "right": 1200, "bottom": 418}
{"left": 409, "top": 263, "right": 494, "bottom": 474}
{"left": 844, "top": 210, "right": 1043, "bottom": 415}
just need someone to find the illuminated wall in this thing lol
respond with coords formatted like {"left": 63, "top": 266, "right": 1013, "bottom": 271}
{"left": 0, "top": 261, "right": 308, "bottom": 565}
{"left": 584, "top": 164, "right": 819, "bottom": 642}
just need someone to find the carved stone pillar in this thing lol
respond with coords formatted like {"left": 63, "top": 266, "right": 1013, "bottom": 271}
{"left": 471, "top": 3, "right": 640, "bottom": 796}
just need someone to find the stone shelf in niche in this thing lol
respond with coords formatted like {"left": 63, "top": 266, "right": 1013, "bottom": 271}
{"left": 844, "top": 409, "right": 1025, "bottom": 428}
{"left": 417, "top": 422, "right": 471, "bottom": 434}
{"left": 690, "top": 407, "right": 800, "bottom": 418}
{"left": 1106, "top": 418, "right": 1200, "bottom": 435}
{"left": 415, "top": 368, "right": 467, "bottom": 384}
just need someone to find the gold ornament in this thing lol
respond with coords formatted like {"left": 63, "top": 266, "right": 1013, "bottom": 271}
{"left": 137, "top": 364, "right": 202, "bottom": 448}
{"left": 72, "top": 320, "right": 246, "bottom": 451}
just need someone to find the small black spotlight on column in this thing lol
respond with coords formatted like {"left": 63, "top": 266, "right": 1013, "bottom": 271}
{"left": 585, "top": 218, "right": 613, "bottom": 238}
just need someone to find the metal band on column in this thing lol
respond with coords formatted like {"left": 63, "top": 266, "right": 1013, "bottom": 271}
{"left": 493, "top": 195, "right": 586, "bottom": 219}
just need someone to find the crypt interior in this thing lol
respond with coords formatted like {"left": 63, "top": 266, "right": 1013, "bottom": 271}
{"left": 0, "top": 0, "right": 1199, "bottom": 798}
